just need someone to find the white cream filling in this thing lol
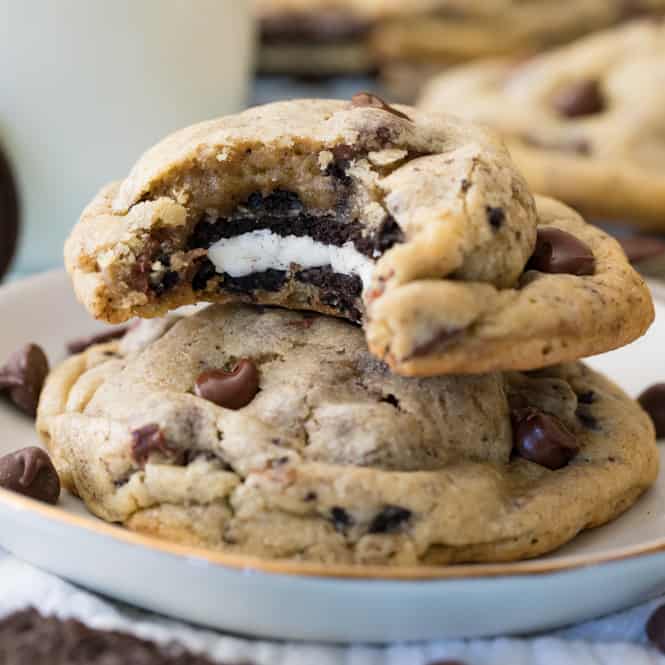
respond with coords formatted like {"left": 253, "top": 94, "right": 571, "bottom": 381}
{"left": 208, "top": 229, "right": 375, "bottom": 289}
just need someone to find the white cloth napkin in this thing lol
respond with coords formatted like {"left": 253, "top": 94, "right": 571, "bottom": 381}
{"left": 1, "top": 556, "right": 665, "bottom": 664}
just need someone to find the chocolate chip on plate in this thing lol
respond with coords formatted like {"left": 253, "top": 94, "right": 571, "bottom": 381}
{"left": 512, "top": 407, "right": 579, "bottom": 470}
{"left": 67, "top": 326, "right": 130, "bottom": 354}
{"left": 551, "top": 79, "right": 605, "bottom": 118}
{"left": 0, "top": 344, "right": 49, "bottom": 417}
{"left": 617, "top": 236, "right": 665, "bottom": 265}
{"left": 647, "top": 603, "right": 665, "bottom": 653}
{"left": 0, "top": 145, "right": 19, "bottom": 282}
{"left": 351, "top": 91, "right": 411, "bottom": 121}
{"left": 195, "top": 359, "right": 260, "bottom": 410}
{"left": 0, "top": 447, "right": 60, "bottom": 504}
{"left": 526, "top": 227, "right": 596, "bottom": 276}
{"left": 638, "top": 383, "right": 665, "bottom": 439}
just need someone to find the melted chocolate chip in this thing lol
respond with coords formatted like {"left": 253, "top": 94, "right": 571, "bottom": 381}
{"left": 618, "top": 236, "right": 665, "bottom": 264}
{"left": 512, "top": 407, "right": 579, "bottom": 470}
{"left": 0, "top": 608, "right": 239, "bottom": 665}
{"left": 67, "top": 326, "right": 129, "bottom": 354}
{"left": 0, "top": 447, "right": 60, "bottom": 504}
{"left": 638, "top": 383, "right": 665, "bottom": 438}
{"left": 552, "top": 79, "right": 605, "bottom": 118}
{"left": 351, "top": 92, "right": 411, "bottom": 121}
{"left": 0, "top": 344, "right": 49, "bottom": 417}
{"left": 486, "top": 206, "right": 505, "bottom": 230}
{"left": 368, "top": 505, "right": 412, "bottom": 534}
{"left": 131, "top": 424, "right": 171, "bottom": 465}
{"left": 647, "top": 603, "right": 665, "bottom": 654}
{"left": 331, "top": 506, "right": 353, "bottom": 532}
{"left": 195, "top": 359, "right": 260, "bottom": 410}
{"left": 526, "top": 228, "right": 596, "bottom": 276}
{"left": 0, "top": 145, "right": 19, "bottom": 281}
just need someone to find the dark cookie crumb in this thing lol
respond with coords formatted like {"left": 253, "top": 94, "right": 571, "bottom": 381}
{"left": 296, "top": 266, "right": 363, "bottom": 322}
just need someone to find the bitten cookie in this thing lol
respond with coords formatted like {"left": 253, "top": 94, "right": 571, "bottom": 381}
{"left": 65, "top": 97, "right": 652, "bottom": 376}
{"left": 37, "top": 305, "right": 658, "bottom": 565}
{"left": 419, "top": 20, "right": 665, "bottom": 230}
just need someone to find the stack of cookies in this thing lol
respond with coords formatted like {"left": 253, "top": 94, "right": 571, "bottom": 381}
{"left": 37, "top": 96, "right": 659, "bottom": 566}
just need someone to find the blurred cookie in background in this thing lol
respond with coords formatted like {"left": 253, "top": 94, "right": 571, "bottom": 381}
{"left": 256, "top": 1, "right": 665, "bottom": 94}
{"left": 0, "top": 145, "right": 19, "bottom": 281}
{"left": 256, "top": 0, "right": 376, "bottom": 76}
{"left": 419, "top": 20, "right": 665, "bottom": 230}
{"left": 617, "top": 235, "right": 665, "bottom": 281}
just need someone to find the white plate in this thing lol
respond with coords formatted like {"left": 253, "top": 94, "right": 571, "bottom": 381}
{"left": 0, "top": 270, "right": 664, "bottom": 643}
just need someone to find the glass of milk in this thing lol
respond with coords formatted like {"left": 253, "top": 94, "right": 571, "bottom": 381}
{"left": 0, "top": 0, "right": 254, "bottom": 275}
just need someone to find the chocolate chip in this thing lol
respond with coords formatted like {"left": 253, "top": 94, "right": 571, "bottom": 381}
{"left": 67, "top": 327, "right": 129, "bottom": 354}
{"left": 638, "top": 383, "right": 665, "bottom": 438}
{"left": 0, "top": 145, "right": 19, "bottom": 281}
{"left": 380, "top": 393, "right": 400, "bottom": 408}
{"left": 195, "top": 359, "right": 260, "bottom": 410}
{"left": 368, "top": 505, "right": 412, "bottom": 534}
{"left": 331, "top": 506, "right": 353, "bottom": 532}
{"left": 617, "top": 236, "right": 665, "bottom": 264}
{"left": 552, "top": 79, "right": 605, "bottom": 118}
{"left": 577, "top": 391, "right": 595, "bottom": 404}
{"left": 526, "top": 228, "right": 596, "bottom": 276}
{"left": 512, "top": 407, "right": 579, "bottom": 470}
{"left": 0, "top": 344, "right": 49, "bottom": 417}
{"left": 351, "top": 92, "right": 411, "bottom": 121}
{"left": 304, "top": 491, "right": 317, "bottom": 502}
{"left": 0, "top": 607, "right": 239, "bottom": 665}
{"left": 131, "top": 424, "right": 171, "bottom": 465}
{"left": 486, "top": 206, "right": 505, "bottom": 230}
{"left": 647, "top": 603, "right": 665, "bottom": 653}
{"left": 0, "top": 447, "right": 60, "bottom": 504}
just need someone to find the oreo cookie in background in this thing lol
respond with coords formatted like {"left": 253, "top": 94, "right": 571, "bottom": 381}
{"left": 0, "top": 144, "right": 19, "bottom": 281}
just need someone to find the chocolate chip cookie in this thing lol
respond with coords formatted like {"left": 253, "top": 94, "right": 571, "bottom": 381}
{"left": 419, "top": 20, "right": 665, "bottom": 230}
{"left": 37, "top": 304, "right": 658, "bottom": 565}
{"left": 66, "top": 97, "right": 653, "bottom": 376}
